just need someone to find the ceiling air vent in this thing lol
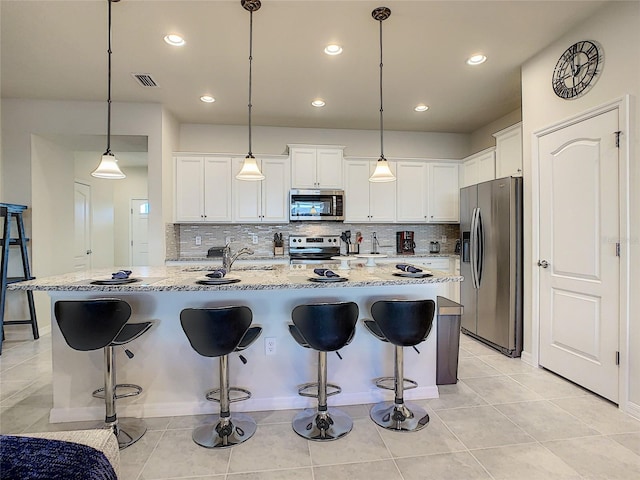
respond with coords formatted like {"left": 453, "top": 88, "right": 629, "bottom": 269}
{"left": 131, "top": 73, "right": 159, "bottom": 88}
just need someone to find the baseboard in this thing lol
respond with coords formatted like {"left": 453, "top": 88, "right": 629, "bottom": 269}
{"left": 625, "top": 401, "right": 640, "bottom": 421}
{"left": 48, "top": 386, "right": 440, "bottom": 423}
{"left": 520, "top": 350, "right": 535, "bottom": 366}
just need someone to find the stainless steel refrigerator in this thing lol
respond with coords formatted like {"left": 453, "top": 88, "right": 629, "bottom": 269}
{"left": 459, "top": 177, "right": 523, "bottom": 357}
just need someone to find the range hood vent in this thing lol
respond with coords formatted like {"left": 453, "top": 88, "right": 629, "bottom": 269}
{"left": 131, "top": 73, "right": 159, "bottom": 88}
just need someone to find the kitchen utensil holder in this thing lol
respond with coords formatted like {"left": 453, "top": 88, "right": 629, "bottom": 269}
{"left": 348, "top": 244, "right": 359, "bottom": 254}
{"left": 274, "top": 246, "right": 284, "bottom": 256}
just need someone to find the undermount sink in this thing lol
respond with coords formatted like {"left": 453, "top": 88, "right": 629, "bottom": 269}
{"left": 182, "top": 265, "right": 275, "bottom": 272}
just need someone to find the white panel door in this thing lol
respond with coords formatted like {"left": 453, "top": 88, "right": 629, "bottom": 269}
{"left": 73, "top": 182, "right": 91, "bottom": 271}
{"left": 538, "top": 108, "right": 619, "bottom": 402}
{"left": 130, "top": 199, "right": 149, "bottom": 266}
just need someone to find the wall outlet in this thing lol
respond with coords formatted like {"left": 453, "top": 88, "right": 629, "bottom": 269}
{"left": 441, "top": 235, "right": 447, "bottom": 243}
{"left": 195, "top": 235, "right": 201, "bottom": 246}
{"left": 251, "top": 234, "right": 259, "bottom": 244}
{"left": 265, "top": 337, "right": 276, "bottom": 356}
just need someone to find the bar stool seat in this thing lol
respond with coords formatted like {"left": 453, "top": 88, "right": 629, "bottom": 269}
{"left": 180, "top": 306, "right": 262, "bottom": 448}
{"left": 364, "top": 299, "right": 435, "bottom": 432}
{"left": 288, "top": 301, "right": 358, "bottom": 441}
{"left": 54, "top": 299, "right": 154, "bottom": 449}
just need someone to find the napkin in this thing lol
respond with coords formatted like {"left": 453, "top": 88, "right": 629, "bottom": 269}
{"left": 111, "top": 270, "right": 132, "bottom": 279}
{"left": 396, "top": 264, "right": 423, "bottom": 273}
{"left": 313, "top": 268, "right": 340, "bottom": 278}
{"left": 206, "top": 268, "right": 227, "bottom": 279}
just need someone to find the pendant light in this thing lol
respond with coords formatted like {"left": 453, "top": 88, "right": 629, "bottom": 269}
{"left": 369, "top": 6, "right": 395, "bottom": 183}
{"left": 236, "top": 0, "right": 265, "bottom": 181}
{"left": 92, "top": 0, "right": 126, "bottom": 179}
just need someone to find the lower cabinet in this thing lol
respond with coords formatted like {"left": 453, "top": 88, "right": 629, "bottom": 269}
{"left": 232, "top": 156, "right": 290, "bottom": 223}
{"left": 344, "top": 159, "right": 396, "bottom": 223}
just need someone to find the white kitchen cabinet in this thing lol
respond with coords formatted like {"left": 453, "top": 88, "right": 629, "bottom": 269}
{"left": 344, "top": 159, "right": 396, "bottom": 223}
{"left": 289, "top": 145, "right": 345, "bottom": 189}
{"left": 396, "top": 161, "right": 459, "bottom": 223}
{"left": 462, "top": 147, "right": 495, "bottom": 187}
{"left": 175, "top": 156, "right": 232, "bottom": 223}
{"left": 493, "top": 122, "right": 522, "bottom": 178}
{"left": 232, "top": 156, "right": 290, "bottom": 223}
{"left": 428, "top": 163, "right": 459, "bottom": 222}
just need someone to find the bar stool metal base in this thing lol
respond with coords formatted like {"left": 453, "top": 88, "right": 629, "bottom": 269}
{"left": 100, "top": 417, "right": 147, "bottom": 449}
{"left": 370, "top": 402, "right": 430, "bottom": 432}
{"left": 192, "top": 413, "right": 257, "bottom": 448}
{"left": 292, "top": 408, "right": 353, "bottom": 441}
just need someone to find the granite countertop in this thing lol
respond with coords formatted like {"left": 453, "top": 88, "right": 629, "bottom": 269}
{"left": 168, "top": 253, "right": 459, "bottom": 263}
{"left": 8, "top": 263, "right": 462, "bottom": 292}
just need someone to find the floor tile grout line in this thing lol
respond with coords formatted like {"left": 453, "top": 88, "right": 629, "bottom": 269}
{"left": 134, "top": 426, "right": 165, "bottom": 480}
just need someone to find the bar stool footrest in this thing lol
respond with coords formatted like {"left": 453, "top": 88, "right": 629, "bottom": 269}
{"left": 206, "top": 387, "right": 251, "bottom": 404}
{"left": 373, "top": 376, "right": 418, "bottom": 391}
{"left": 92, "top": 383, "right": 143, "bottom": 400}
{"left": 297, "top": 382, "right": 341, "bottom": 398}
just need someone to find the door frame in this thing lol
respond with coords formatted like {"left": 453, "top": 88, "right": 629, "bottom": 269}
{"left": 531, "top": 96, "right": 630, "bottom": 412}
{"left": 129, "top": 198, "right": 149, "bottom": 266}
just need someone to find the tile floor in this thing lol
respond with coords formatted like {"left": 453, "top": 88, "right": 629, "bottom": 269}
{"left": 1, "top": 330, "right": 639, "bottom": 480}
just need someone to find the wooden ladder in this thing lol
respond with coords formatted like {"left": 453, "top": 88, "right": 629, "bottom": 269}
{"left": 1, "top": 203, "right": 39, "bottom": 354}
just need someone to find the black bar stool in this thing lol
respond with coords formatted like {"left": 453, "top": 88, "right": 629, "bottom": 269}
{"left": 364, "top": 299, "right": 435, "bottom": 432}
{"left": 288, "top": 301, "right": 359, "bottom": 441}
{"left": 180, "top": 306, "right": 262, "bottom": 448}
{"left": 54, "top": 299, "right": 154, "bottom": 449}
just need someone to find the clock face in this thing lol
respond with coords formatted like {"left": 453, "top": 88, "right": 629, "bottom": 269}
{"left": 552, "top": 40, "right": 603, "bottom": 99}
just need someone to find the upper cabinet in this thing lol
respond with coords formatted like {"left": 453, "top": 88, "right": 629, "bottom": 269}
{"left": 175, "top": 156, "right": 232, "bottom": 223}
{"left": 493, "top": 122, "right": 522, "bottom": 178}
{"left": 344, "top": 159, "right": 396, "bottom": 223}
{"left": 289, "top": 145, "right": 345, "bottom": 189}
{"left": 462, "top": 147, "right": 495, "bottom": 187}
{"left": 396, "top": 161, "right": 459, "bottom": 223}
{"left": 232, "top": 156, "right": 290, "bottom": 223}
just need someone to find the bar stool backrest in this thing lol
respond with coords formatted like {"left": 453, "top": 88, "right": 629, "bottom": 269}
{"left": 54, "top": 299, "right": 131, "bottom": 351}
{"left": 371, "top": 299, "right": 435, "bottom": 347}
{"left": 180, "top": 306, "right": 252, "bottom": 357}
{"left": 292, "top": 302, "right": 359, "bottom": 352}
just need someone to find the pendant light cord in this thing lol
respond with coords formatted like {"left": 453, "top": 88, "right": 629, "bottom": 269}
{"left": 247, "top": 9, "right": 254, "bottom": 158}
{"left": 105, "top": 0, "right": 113, "bottom": 155}
{"left": 378, "top": 18, "right": 385, "bottom": 161}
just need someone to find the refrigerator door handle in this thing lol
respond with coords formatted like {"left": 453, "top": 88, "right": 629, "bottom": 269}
{"left": 470, "top": 207, "right": 479, "bottom": 289}
{"left": 476, "top": 208, "right": 484, "bottom": 286}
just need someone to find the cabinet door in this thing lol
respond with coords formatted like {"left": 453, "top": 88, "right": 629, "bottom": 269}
{"left": 369, "top": 161, "right": 396, "bottom": 222}
{"left": 494, "top": 123, "right": 523, "bottom": 178}
{"left": 203, "top": 157, "right": 232, "bottom": 222}
{"left": 261, "top": 158, "right": 290, "bottom": 223}
{"left": 316, "top": 148, "right": 343, "bottom": 188}
{"left": 428, "top": 163, "right": 459, "bottom": 222}
{"left": 477, "top": 150, "right": 496, "bottom": 184}
{"left": 232, "top": 157, "right": 262, "bottom": 222}
{"left": 175, "top": 156, "right": 204, "bottom": 222}
{"left": 344, "top": 160, "right": 371, "bottom": 222}
{"left": 290, "top": 148, "right": 317, "bottom": 188}
{"left": 396, "top": 161, "right": 428, "bottom": 222}
{"left": 462, "top": 158, "right": 478, "bottom": 188}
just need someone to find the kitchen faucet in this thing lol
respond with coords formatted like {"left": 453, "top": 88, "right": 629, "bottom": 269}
{"left": 222, "top": 244, "right": 254, "bottom": 270}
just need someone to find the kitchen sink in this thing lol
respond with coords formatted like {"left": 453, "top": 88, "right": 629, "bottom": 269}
{"left": 182, "top": 265, "right": 275, "bottom": 272}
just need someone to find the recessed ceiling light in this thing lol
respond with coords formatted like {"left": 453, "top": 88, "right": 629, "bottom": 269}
{"left": 467, "top": 54, "right": 487, "bottom": 65}
{"left": 324, "top": 44, "right": 343, "bottom": 55}
{"left": 200, "top": 95, "right": 215, "bottom": 103}
{"left": 414, "top": 104, "right": 429, "bottom": 112}
{"left": 311, "top": 99, "right": 326, "bottom": 107}
{"left": 164, "top": 34, "right": 185, "bottom": 46}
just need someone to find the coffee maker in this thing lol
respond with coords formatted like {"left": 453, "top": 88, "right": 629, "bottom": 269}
{"left": 396, "top": 231, "right": 415, "bottom": 254}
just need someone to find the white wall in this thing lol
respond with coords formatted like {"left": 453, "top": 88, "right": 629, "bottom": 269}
{"left": 521, "top": 1, "right": 640, "bottom": 409}
{"left": 179, "top": 124, "right": 471, "bottom": 160}
{"left": 469, "top": 108, "right": 522, "bottom": 154}
{"left": 113, "top": 166, "right": 148, "bottom": 266}
{"left": 1, "top": 99, "right": 165, "bottom": 265}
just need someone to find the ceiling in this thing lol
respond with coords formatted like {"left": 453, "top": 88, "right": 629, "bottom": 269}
{"left": 1, "top": 0, "right": 609, "bottom": 134}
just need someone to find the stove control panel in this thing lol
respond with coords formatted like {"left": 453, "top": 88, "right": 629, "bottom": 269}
{"left": 289, "top": 235, "right": 341, "bottom": 247}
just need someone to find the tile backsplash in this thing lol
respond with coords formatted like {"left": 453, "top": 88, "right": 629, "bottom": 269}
{"left": 167, "top": 222, "right": 460, "bottom": 260}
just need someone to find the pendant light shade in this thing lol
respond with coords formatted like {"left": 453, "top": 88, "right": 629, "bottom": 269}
{"left": 92, "top": 0, "right": 125, "bottom": 180}
{"left": 369, "top": 6, "right": 395, "bottom": 183}
{"left": 236, "top": 0, "right": 265, "bottom": 181}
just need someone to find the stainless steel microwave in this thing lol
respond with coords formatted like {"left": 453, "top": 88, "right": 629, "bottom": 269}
{"left": 289, "top": 189, "right": 345, "bottom": 221}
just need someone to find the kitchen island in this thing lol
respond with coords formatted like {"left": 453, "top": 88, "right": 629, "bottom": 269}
{"left": 10, "top": 263, "right": 462, "bottom": 423}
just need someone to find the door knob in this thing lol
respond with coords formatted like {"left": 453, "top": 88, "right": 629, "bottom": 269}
{"left": 537, "top": 260, "right": 549, "bottom": 268}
